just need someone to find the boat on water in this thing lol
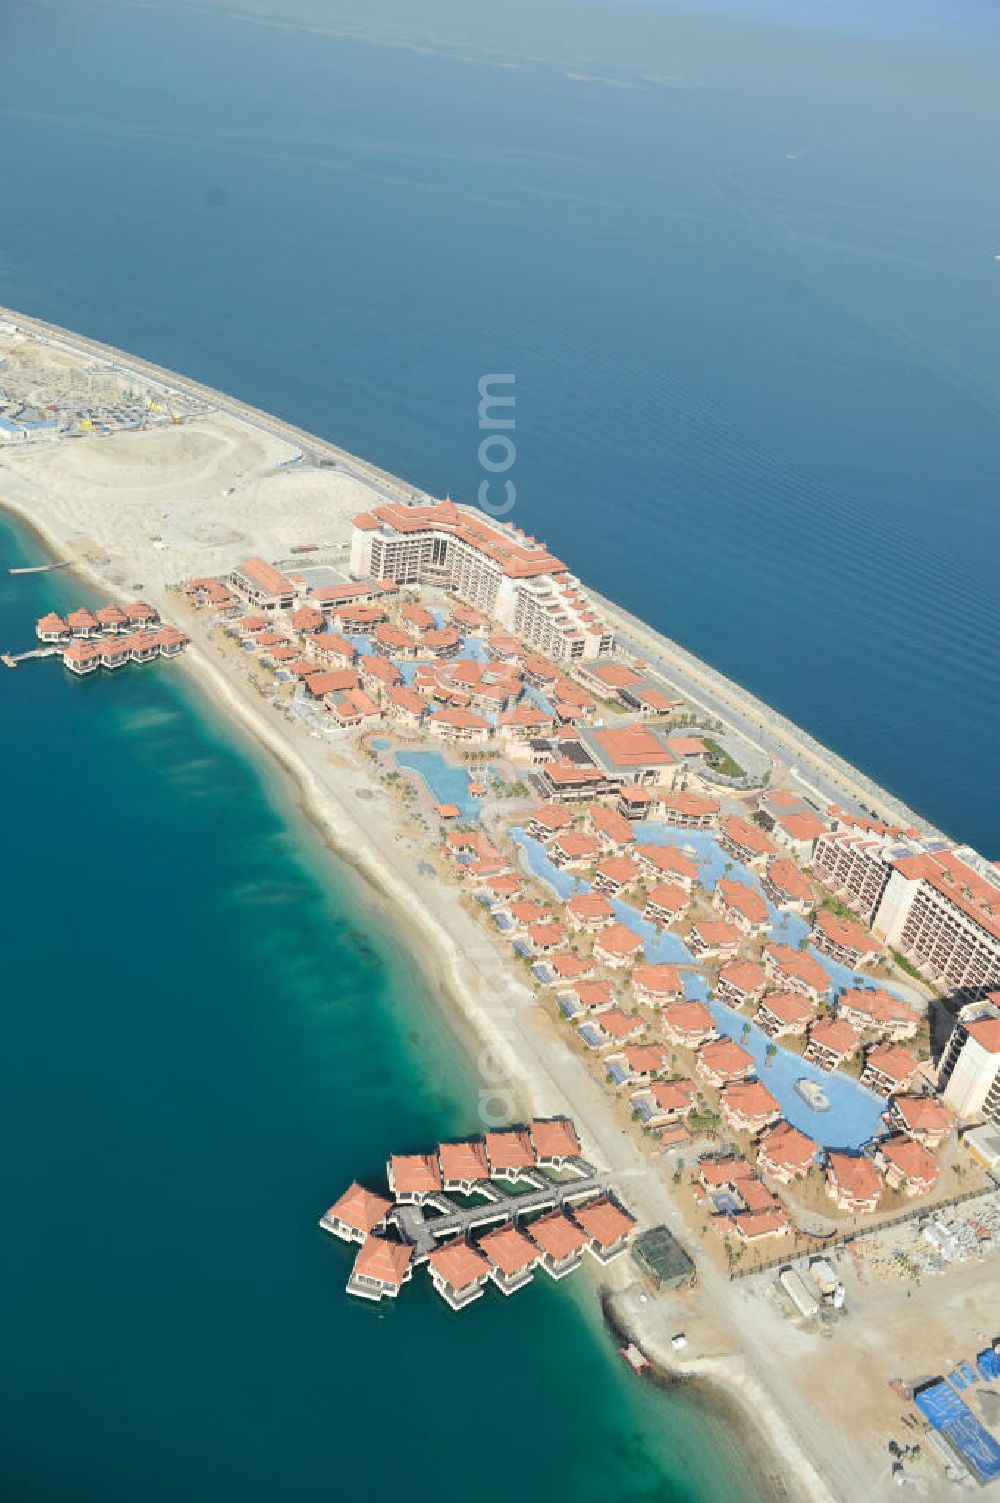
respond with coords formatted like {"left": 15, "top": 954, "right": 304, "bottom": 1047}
{"left": 619, "top": 1341, "right": 651, "bottom": 1374}
{"left": 794, "top": 1078, "right": 831, "bottom": 1112}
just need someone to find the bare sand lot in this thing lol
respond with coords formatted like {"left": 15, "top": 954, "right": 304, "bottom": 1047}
{"left": 0, "top": 412, "right": 375, "bottom": 593}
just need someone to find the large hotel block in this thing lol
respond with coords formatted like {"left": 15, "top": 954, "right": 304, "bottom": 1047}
{"left": 349, "top": 499, "right": 613, "bottom": 661}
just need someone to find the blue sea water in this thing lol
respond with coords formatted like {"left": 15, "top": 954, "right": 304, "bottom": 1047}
{"left": 0, "top": 516, "right": 763, "bottom": 1502}
{"left": 3, "top": 0, "right": 999, "bottom": 848}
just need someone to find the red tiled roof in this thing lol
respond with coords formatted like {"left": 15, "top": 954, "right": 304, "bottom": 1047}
{"left": 428, "top": 1238, "right": 490, "bottom": 1288}
{"left": 632, "top": 963, "right": 683, "bottom": 996}
{"left": 880, "top": 1136, "right": 939, "bottom": 1184}
{"left": 389, "top": 1152, "right": 442, "bottom": 1196}
{"left": 596, "top": 923, "right": 644, "bottom": 957}
{"left": 354, "top": 499, "right": 566, "bottom": 580}
{"left": 327, "top": 1181, "right": 392, "bottom": 1234}
{"left": 478, "top": 1222, "right": 540, "bottom": 1275}
{"left": 573, "top": 1196, "right": 636, "bottom": 1246}
{"left": 528, "top": 1209, "right": 590, "bottom": 1260}
{"left": 663, "top": 1001, "right": 715, "bottom": 1034}
{"left": 530, "top": 1118, "right": 580, "bottom": 1159}
{"left": 438, "top": 1140, "right": 490, "bottom": 1182}
{"left": 718, "top": 960, "right": 768, "bottom": 994}
{"left": 484, "top": 1130, "right": 536, "bottom": 1172}
{"left": 235, "top": 557, "right": 295, "bottom": 595}
{"left": 353, "top": 1235, "right": 412, "bottom": 1286}
{"left": 723, "top": 816, "right": 776, "bottom": 855}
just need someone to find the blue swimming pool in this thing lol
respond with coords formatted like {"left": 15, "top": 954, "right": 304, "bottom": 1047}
{"left": 511, "top": 829, "right": 590, "bottom": 899}
{"left": 395, "top": 750, "right": 483, "bottom": 821}
{"left": 708, "top": 997, "right": 887, "bottom": 1149}
{"left": 510, "top": 831, "right": 696, "bottom": 961}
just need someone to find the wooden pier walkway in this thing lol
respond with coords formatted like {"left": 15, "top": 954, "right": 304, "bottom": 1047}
{"left": 8, "top": 561, "right": 71, "bottom": 576}
{"left": 1, "top": 646, "right": 59, "bottom": 669}
{"left": 383, "top": 1163, "right": 609, "bottom": 1262}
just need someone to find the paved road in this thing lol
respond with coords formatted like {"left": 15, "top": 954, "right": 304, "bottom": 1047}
{"left": 595, "top": 591, "right": 947, "bottom": 840}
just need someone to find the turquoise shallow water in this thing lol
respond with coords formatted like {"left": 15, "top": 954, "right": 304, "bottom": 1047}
{"left": 0, "top": 514, "right": 766, "bottom": 1501}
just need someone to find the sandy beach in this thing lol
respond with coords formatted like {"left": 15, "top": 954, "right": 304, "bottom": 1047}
{"left": 2, "top": 310, "right": 995, "bottom": 1503}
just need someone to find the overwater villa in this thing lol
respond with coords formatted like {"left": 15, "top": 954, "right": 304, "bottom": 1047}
{"left": 323, "top": 1182, "right": 392, "bottom": 1244}
{"left": 528, "top": 1209, "right": 590, "bottom": 1279}
{"left": 478, "top": 1222, "right": 542, "bottom": 1294}
{"left": 572, "top": 1196, "right": 637, "bottom": 1264}
{"left": 347, "top": 1235, "right": 414, "bottom": 1302}
{"left": 528, "top": 1117, "right": 581, "bottom": 1167}
{"left": 438, "top": 1139, "right": 491, "bottom": 1193}
{"left": 52, "top": 610, "right": 188, "bottom": 675}
{"left": 427, "top": 1239, "right": 492, "bottom": 1309}
{"left": 484, "top": 1129, "right": 536, "bottom": 1182}
{"left": 387, "top": 1151, "right": 442, "bottom": 1204}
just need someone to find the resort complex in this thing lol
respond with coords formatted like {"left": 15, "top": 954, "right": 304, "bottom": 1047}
{"left": 3, "top": 312, "right": 999, "bottom": 1503}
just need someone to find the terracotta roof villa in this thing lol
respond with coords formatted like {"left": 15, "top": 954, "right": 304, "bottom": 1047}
{"left": 428, "top": 1239, "right": 492, "bottom": 1310}
{"left": 630, "top": 1078, "right": 697, "bottom": 1130}
{"left": 714, "top": 879, "right": 769, "bottom": 934}
{"left": 718, "top": 1080, "right": 782, "bottom": 1136}
{"left": 573, "top": 1197, "right": 637, "bottom": 1264}
{"left": 478, "top": 1222, "right": 542, "bottom": 1294}
{"left": 876, "top": 1136, "right": 941, "bottom": 1196}
{"left": 716, "top": 960, "right": 769, "bottom": 1008}
{"left": 594, "top": 922, "right": 644, "bottom": 969}
{"left": 36, "top": 611, "right": 71, "bottom": 643}
{"left": 484, "top": 1129, "right": 537, "bottom": 1181}
{"left": 756, "top": 1123, "right": 818, "bottom": 1183}
{"left": 387, "top": 1152, "right": 442, "bottom": 1204}
{"left": 696, "top": 1038, "right": 756, "bottom": 1087}
{"left": 323, "top": 1182, "right": 392, "bottom": 1244}
{"left": 825, "top": 1151, "right": 882, "bottom": 1214}
{"left": 529, "top": 1117, "right": 581, "bottom": 1166}
{"left": 763, "top": 943, "right": 830, "bottom": 1000}
{"left": 528, "top": 1209, "right": 591, "bottom": 1279}
{"left": 438, "top": 1139, "right": 491, "bottom": 1193}
{"left": 661, "top": 1001, "right": 718, "bottom": 1049}
{"left": 347, "top": 1235, "right": 414, "bottom": 1302}
{"left": 756, "top": 990, "right": 816, "bottom": 1039}
{"left": 631, "top": 963, "right": 684, "bottom": 1008}
{"left": 804, "top": 1016, "right": 862, "bottom": 1071}
{"left": 890, "top": 1094, "right": 953, "bottom": 1148}
{"left": 812, "top": 909, "right": 883, "bottom": 968}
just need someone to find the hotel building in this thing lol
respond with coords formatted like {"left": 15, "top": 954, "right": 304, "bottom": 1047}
{"left": 875, "top": 848, "right": 1000, "bottom": 991}
{"left": 349, "top": 499, "right": 613, "bottom": 660}
{"left": 936, "top": 999, "right": 1000, "bottom": 1124}
{"left": 229, "top": 557, "right": 298, "bottom": 612}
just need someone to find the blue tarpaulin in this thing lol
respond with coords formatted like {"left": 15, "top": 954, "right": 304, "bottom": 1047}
{"left": 914, "top": 1381, "right": 1000, "bottom": 1483}
{"left": 978, "top": 1348, "right": 1000, "bottom": 1382}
